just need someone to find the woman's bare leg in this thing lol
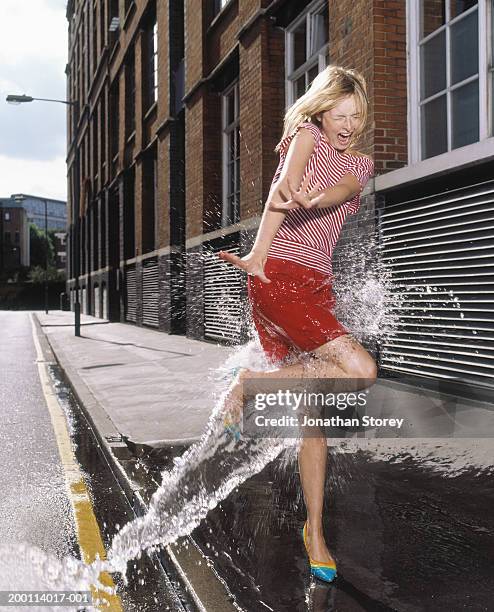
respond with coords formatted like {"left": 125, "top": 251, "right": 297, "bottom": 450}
{"left": 221, "top": 334, "right": 377, "bottom": 565}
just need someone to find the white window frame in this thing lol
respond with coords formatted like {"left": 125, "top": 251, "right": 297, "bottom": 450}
{"left": 408, "top": 0, "right": 492, "bottom": 165}
{"left": 285, "top": 0, "right": 329, "bottom": 108}
{"left": 221, "top": 81, "right": 240, "bottom": 228}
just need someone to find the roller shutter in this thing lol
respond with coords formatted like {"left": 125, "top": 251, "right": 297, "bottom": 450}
{"left": 203, "top": 243, "right": 244, "bottom": 342}
{"left": 379, "top": 179, "right": 494, "bottom": 389}
{"left": 125, "top": 265, "right": 137, "bottom": 323}
{"left": 142, "top": 259, "right": 159, "bottom": 327}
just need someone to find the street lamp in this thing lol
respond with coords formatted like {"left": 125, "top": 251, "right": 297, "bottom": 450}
{"left": 6, "top": 93, "right": 81, "bottom": 336}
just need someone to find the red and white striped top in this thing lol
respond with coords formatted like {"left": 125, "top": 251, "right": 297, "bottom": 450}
{"left": 268, "top": 121, "right": 374, "bottom": 279}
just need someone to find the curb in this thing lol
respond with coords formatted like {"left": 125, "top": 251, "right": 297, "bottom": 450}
{"left": 33, "top": 314, "right": 238, "bottom": 612}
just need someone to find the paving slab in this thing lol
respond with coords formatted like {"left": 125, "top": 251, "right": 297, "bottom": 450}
{"left": 36, "top": 311, "right": 234, "bottom": 448}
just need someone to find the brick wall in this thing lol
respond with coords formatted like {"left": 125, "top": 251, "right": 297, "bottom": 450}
{"left": 373, "top": 0, "right": 408, "bottom": 172}
{"left": 66, "top": 0, "right": 410, "bottom": 336}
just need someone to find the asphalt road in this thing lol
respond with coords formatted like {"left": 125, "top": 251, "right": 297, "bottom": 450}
{"left": 0, "top": 311, "right": 78, "bottom": 560}
{"left": 0, "top": 311, "right": 183, "bottom": 611}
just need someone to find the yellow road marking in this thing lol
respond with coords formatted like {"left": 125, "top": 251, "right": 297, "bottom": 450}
{"left": 30, "top": 314, "right": 123, "bottom": 611}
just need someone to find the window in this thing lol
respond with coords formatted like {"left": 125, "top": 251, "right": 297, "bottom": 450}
{"left": 142, "top": 148, "right": 157, "bottom": 253}
{"left": 125, "top": 50, "right": 136, "bottom": 135}
{"left": 100, "top": 96, "right": 106, "bottom": 176}
{"left": 4, "top": 212, "right": 10, "bottom": 221}
{"left": 109, "top": 0, "right": 119, "bottom": 47}
{"left": 410, "top": 0, "right": 492, "bottom": 162}
{"left": 144, "top": 19, "right": 158, "bottom": 109}
{"left": 4, "top": 232, "right": 11, "bottom": 243}
{"left": 15, "top": 231, "right": 19, "bottom": 244}
{"left": 92, "top": 113, "right": 98, "bottom": 178}
{"left": 221, "top": 81, "right": 240, "bottom": 227}
{"left": 213, "top": 0, "right": 231, "bottom": 15}
{"left": 92, "top": 3, "right": 98, "bottom": 73}
{"left": 109, "top": 82, "right": 119, "bottom": 160}
{"left": 100, "top": 0, "right": 106, "bottom": 50}
{"left": 285, "top": 0, "right": 329, "bottom": 107}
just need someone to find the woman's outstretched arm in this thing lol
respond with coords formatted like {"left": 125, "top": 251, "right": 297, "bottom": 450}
{"left": 219, "top": 127, "right": 317, "bottom": 282}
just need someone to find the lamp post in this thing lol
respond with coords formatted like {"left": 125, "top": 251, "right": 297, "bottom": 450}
{"left": 6, "top": 93, "right": 81, "bottom": 336}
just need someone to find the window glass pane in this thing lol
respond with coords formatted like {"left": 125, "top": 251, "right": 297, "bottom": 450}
{"left": 295, "top": 74, "right": 305, "bottom": 99}
{"left": 452, "top": 80, "right": 479, "bottom": 148}
{"left": 450, "top": 10, "right": 478, "bottom": 84}
{"left": 421, "top": 0, "right": 446, "bottom": 38}
{"left": 228, "top": 162, "right": 235, "bottom": 196}
{"left": 308, "top": 65, "right": 319, "bottom": 88}
{"left": 235, "top": 160, "right": 240, "bottom": 195}
{"left": 420, "top": 30, "right": 446, "bottom": 99}
{"left": 449, "top": 0, "right": 477, "bottom": 19}
{"left": 234, "top": 127, "right": 239, "bottom": 160}
{"left": 421, "top": 95, "right": 448, "bottom": 159}
{"left": 228, "top": 132, "right": 235, "bottom": 159}
{"left": 310, "top": 5, "right": 329, "bottom": 55}
{"left": 293, "top": 20, "right": 307, "bottom": 71}
{"left": 227, "top": 91, "right": 235, "bottom": 125}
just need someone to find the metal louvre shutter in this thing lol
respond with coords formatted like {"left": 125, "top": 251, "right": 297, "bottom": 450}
{"left": 94, "top": 285, "right": 100, "bottom": 318}
{"left": 142, "top": 259, "right": 159, "bottom": 327}
{"left": 380, "top": 180, "right": 494, "bottom": 389}
{"left": 102, "top": 284, "right": 108, "bottom": 319}
{"left": 204, "top": 244, "right": 244, "bottom": 342}
{"left": 125, "top": 265, "right": 137, "bottom": 323}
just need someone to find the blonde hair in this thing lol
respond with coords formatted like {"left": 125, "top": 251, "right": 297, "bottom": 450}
{"left": 276, "top": 65, "right": 369, "bottom": 152}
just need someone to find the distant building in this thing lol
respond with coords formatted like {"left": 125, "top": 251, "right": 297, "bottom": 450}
{"left": 0, "top": 204, "right": 30, "bottom": 272}
{"left": 0, "top": 194, "right": 67, "bottom": 272}
{"left": 6, "top": 194, "right": 67, "bottom": 232}
{"left": 53, "top": 232, "right": 68, "bottom": 271}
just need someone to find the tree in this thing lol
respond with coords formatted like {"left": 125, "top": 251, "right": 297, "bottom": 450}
{"left": 28, "top": 265, "right": 65, "bottom": 283}
{"left": 29, "top": 223, "right": 54, "bottom": 268}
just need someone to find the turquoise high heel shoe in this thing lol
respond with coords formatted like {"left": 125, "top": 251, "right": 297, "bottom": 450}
{"left": 302, "top": 522, "right": 337, "bottom": 583}
{"left": 222, "top": 366, "right": 243, "bottom": 441}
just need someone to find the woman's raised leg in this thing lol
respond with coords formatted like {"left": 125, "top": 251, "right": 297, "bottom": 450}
{"left": 221, "top": 334, "right": 377, "bottom": 566}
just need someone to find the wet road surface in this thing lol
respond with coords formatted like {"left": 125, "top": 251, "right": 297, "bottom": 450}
{"left": 143, "top": 437, "right": 494, "bottom": 611}
{"left": 0, "top": 311, "right": 78, "bottom": 560}
{"left": 0, "top": 311, "right": 184, "bottom": 610}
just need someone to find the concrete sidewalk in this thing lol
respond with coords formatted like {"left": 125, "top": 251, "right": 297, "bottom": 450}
{"left": 36, "top": 310, "right": 235, "bottom": 450}
{"left": 36, "top": 310, "right": 494, "bottom": 452}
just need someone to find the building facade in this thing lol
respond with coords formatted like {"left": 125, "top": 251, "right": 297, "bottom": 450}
{"left": 66, "top": 0, "right": 494, "bottom": 394}
{"left": 0, "top": 204, "right": 30, "bottom": 273}
{"left": 3, "top": 194, "right": 67, "bottom": 232}
{"left": 0, "top": 194, "right": 67, "bottom": 275}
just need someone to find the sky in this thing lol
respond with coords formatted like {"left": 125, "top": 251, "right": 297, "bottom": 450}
{"left": 0, "top": 0, "right": 68, "bottom": 201}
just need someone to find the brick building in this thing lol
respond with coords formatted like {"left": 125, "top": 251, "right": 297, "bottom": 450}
{"left": 0, "top": 204, "right": 30, "bottom": 273}
{"left": 66, "top": 0, "right": 494, "bottom": 393}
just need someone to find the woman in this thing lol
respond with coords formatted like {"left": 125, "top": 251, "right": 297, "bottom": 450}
{"left": 219, "top": 65, "right": 377, "bottom": 583}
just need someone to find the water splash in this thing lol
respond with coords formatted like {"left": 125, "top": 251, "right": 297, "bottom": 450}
{"left": 107, "top": 379, "right": 290, "bottom": 579}
{"left": 2, "top": 205, "right": 484, "bottom": 605}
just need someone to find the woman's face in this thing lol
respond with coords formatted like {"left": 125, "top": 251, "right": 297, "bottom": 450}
{"left": 319, "top": 95, "right": 363, "bottom": 152}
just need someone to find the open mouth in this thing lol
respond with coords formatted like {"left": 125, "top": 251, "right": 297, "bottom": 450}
{"left": 337, "top": 132, "right": 352, "bottom": 146}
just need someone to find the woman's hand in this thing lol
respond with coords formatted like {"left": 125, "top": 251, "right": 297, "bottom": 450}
{"left": 218, "top": 250, "right": 271, "bottom": 284}
{"left": 268, "top": 172, "right": 321, "bottom": 212}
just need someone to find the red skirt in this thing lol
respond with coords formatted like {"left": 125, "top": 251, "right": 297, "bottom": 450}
{"left": 247, "top": 257, "right": 349, "bottom": 365}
